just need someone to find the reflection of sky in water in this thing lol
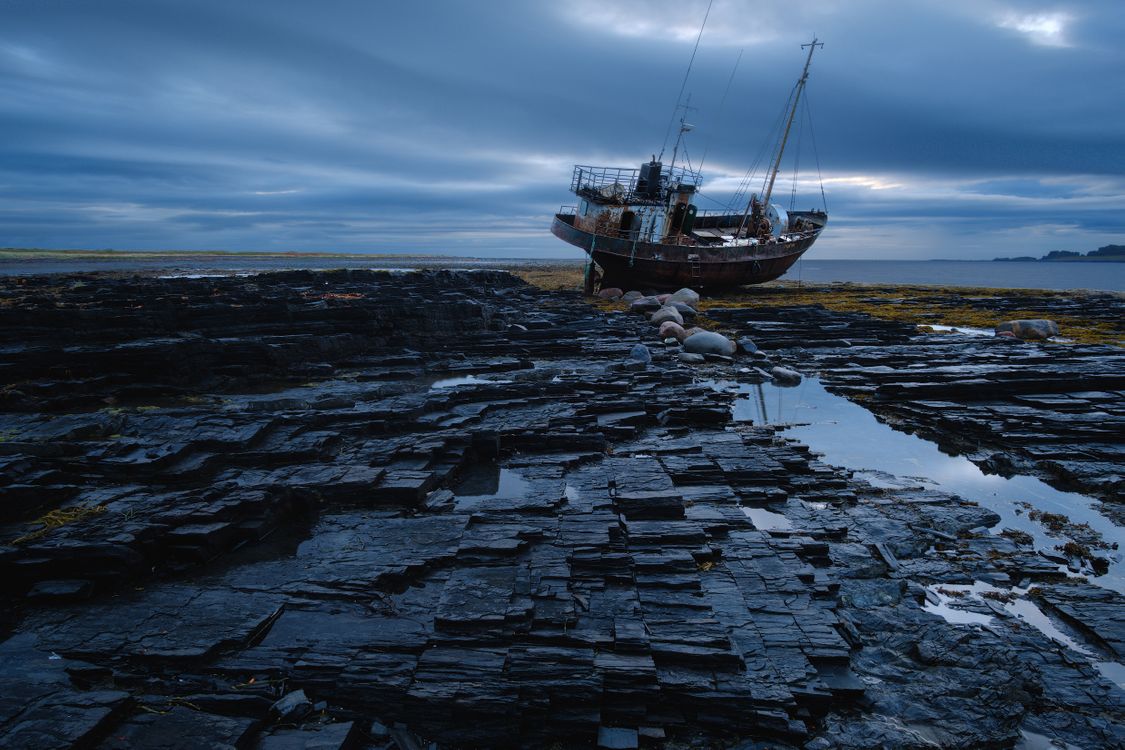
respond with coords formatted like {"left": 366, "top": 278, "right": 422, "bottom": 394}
{"left": 430, "top": 374, "right": 513, "bottom": 389}
{"left": 923, "top": 581, "right": 1124, "bottom": 689}
{"left": 452, "top": 465, "right": 531, "bottom": 509}
{"left": 1019, "top": 729, "right": 1088, "bottom": 750}
{"left": 722, "top": 377, "right": 1123, "bottom": 593}
{"left": 741, "top": 506, "right": 793, "bottom": 531}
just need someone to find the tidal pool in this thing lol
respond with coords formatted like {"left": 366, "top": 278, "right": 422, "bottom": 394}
{"left": 741, "top": 506, "right": 794, "bottom": 531}
{"left": 714, "top": 377, "right": 1123, "bottom": 593}
{"left": 429, "top": 374, "right": 513, "bottom": 389}
{"left": 923, "top": 581, "right": 1124, "bottom": 689}
{"left": 452, "top": 464, "right": 532, "bottom": 509}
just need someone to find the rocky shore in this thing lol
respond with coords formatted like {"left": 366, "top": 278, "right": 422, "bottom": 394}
{"left": 0, "top": 270, "right": 1121, "bottom": 749}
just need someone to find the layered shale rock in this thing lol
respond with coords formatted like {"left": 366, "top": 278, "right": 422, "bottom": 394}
{"left": 0, "top": 271, "right": 1121, "bottom": 749}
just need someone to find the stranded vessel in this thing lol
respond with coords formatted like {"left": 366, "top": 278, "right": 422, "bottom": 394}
{"left": 551, "top": 39, "right": 828, "bottom": 292}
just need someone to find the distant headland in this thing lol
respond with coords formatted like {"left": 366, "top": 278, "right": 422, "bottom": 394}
{"left": 993, "top": 244, "right": 1125, "bottom": 262}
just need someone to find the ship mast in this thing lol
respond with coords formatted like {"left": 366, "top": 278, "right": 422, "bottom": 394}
{"left": 739, "top": 37, "right": 822, "bottom": 237}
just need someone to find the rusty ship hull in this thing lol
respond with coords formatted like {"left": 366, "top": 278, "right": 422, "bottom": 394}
{"left": 551, "top": 211, "right": 824, "bottom": 291}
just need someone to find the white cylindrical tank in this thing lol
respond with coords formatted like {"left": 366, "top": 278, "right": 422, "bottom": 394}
{"left": 767, "top": 204, "right": 788, "bottom": 237}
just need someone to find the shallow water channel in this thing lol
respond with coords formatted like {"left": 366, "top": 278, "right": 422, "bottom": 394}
{"left": 719, "top": 375, "right": 1125, "bottom": 688}
{"left": 720, "top": 376, "right": 1123, "bottom": 593}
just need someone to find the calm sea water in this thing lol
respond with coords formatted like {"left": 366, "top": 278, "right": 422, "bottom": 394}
{"left": 1, "top": 255, "right": 1122, "bottom": 292}
{"left": 788, "top": 259, "right": 1124, "bottom": 292}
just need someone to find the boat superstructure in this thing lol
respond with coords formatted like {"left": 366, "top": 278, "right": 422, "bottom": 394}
{"left": 551, "top": 37, "right": 828, "bottom": 292}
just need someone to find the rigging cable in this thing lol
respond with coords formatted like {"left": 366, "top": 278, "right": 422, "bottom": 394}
{"left": 789, "top": 96, "right": 806, "bottom": 212}
{"left": 697, "top": 47, "right": 743, "bottom": 175}
{"left": 658, "top": 0, "right": 713, "bottom": 161}
{"left": 804, "top": 91, "right": 828, "bottom": 212}
{"left": 730, "top": 87, "right": 793, "bottom": 211}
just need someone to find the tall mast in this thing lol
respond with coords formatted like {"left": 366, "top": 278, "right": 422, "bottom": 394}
{"left": 739, "top": 37, "right": 822, "bottom": 237}
{"left": 762, "top": 37, "right": 821, "bottom": 209}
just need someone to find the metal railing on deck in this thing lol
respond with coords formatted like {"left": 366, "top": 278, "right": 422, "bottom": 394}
{"left": 571, "top": 164, "right": 702, "bottom": 200}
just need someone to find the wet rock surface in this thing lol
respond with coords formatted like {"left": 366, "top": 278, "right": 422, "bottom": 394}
{"left": 0, "top": 271, "right": 1121, "bottom": 749}
{"left": 707, "top": 300, "right": 1125, "bottom": 513}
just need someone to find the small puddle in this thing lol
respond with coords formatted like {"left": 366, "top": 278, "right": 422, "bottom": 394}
{"left": 429, "top": 375, "right": 513, "bottom": 389}
{"left": 920, "top": 324, "right": 1073, "bottom": 344}
{"left": 452, "top": 464, "right": 531, "bottom": 509}
{"left": 1095, "top": 660, "right": 1125, "bottom": 690}
{"left": 710, "top": 377, "right": 1123, "bottom": 593}
{"left": 922, "top": 593, "right": 994, "bottom": 627}
{"left": 924, "top": 583, "right": 1090, "bottom": 653}
{"left": 741, "top": 506, "right": 794, "bottom": 531}
{"left": 920, "top": 323, "right": 996, "bottom": 337}
{"left": 923, "top": 581, "right": 1124, "bottom": 689}
{"left": 1017, "top": 730, "right": 1086, "bottom": 750}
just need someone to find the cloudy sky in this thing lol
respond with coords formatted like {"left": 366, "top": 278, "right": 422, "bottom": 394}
{"left": 1, "top": 0, "right": 1122, "bottom": 259}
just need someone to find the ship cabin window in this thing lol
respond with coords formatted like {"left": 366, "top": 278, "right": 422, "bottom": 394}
{"left": 580, "top": 199, "right": 589, "bottom": 217}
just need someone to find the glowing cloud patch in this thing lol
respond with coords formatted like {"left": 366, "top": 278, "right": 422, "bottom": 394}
{"left": 560, "top": 0, "right": 780, "bottom": 47}
{"left": 998, "top": 11, "right": 1072, "bottom": 47}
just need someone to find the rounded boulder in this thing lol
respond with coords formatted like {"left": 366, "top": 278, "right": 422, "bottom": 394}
{"left": 668, "top": 287, "right": 701, "bottom": 308}
{"left": 650, "top": 306, "right": 684, "bottom": 326}
{"left": 770, "top": 366, "right": 802, "bottom": 386}
{"left": 667, "top": 301, "right": 697, "bottom": 322}
{"left": 629, "top": 296, "right": 662, "bottom": 314}
{"left": 597, "top": 287, "right": 624, "bottom": 300}
{"left": 682, "top": 330, "right": 736, "bottom": 356}
{"left": 995, "top": 319, "right": 1059, "bottom": 341}
{"left": 658, "top": 321, "right": 687, "bottom": 341}
{"left": 628, "top": 344, "right": 652, "bottom": 364}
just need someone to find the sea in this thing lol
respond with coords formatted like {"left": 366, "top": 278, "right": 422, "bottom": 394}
{"left": 788, "top": 259, "right": 1125, "bottom": 292}
{"left": 1, "top": 255, "right": 1122, "bottom": 292}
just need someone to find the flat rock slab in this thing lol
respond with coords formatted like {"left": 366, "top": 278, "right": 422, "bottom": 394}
{"left": 99, "top": 706, "right": 257, "bottom": 750}
{"left": 254, "top": 722, "right": 359, "bottom": 750}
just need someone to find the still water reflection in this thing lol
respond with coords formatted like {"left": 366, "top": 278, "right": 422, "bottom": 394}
{"left": 452, "top": 464, "right": 532, "bottom": 509}
{"left": 719, "top": 377, "right": 1123, "bottom": 593}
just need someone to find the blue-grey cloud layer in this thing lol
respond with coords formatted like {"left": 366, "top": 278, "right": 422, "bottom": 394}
{"left": 1, "top": 0, "right": 1122, "bottom": 259}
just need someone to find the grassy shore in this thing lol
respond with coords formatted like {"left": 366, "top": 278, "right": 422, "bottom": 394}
{"left": 505, "top": 264, "right": 1123, "bottom": 347}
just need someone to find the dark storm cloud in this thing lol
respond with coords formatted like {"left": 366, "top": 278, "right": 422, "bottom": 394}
{"left": 0, "top": 0, "right": 1122, "bottom": 258}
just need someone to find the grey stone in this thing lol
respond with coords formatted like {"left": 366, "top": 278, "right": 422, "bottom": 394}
{"left": 667, "top": 301, "right": 698, "bottom": 321}
{"left": 270, "top": 689, "right": 313, "bottom": 722}
{"left": 682, "top": 331, "right": 736, "bottom": 356}
{"left": 667, "top": 288, "right": 701, "bottom": 308}
{"left": 770, "top": 366, "right": 802, "bottom": 386}
{"left": 650, "top": 306, "right": 684, "bottom": 326}
{"left": 995, "top": 319, "right": 1059, "bottom": 340}
{"left": 628, "top": 344, "right": 652, "bottom": 364}
{"left": 629, "top": 297, "right": 662, "bottom": 314}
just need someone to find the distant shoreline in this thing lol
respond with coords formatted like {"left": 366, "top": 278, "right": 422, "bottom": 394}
{"left": 990, "top": 257, "right": 1125, "bottom": 263}
{"left": 3, "top": 248, "right": 1124, "bottom": 263}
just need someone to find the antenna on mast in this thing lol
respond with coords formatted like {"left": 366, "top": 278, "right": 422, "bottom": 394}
{"left": 667, "top": 96, "right": 697, "bottom": 173}
{"left": 658, "top": 0, "right": 713, "bottom": 161}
